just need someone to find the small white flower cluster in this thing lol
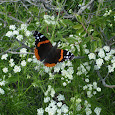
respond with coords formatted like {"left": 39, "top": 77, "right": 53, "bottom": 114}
{"left": 37, "top": 85, "right": 69, "bottom": 115}
{"left": 84, "top": 101, "right": 102, "bottom": 115}
{"left": 2, "top": 67, "right": 8, "bottom": 73}
{"left": 71, "top": 97, "right": 82, "bottom": 112}
{"left": 13, "top": 65, "right": 21, "bottom": 73}
{"left": 21, "top": 60, "right": 26, "bottom": 66}
{"left": 0, "top": 80, "right": 6, "bottom": 86}
{"left": 69, "top": 35, "right": 82, "bottom": 53}
{"left": 88, "top": 46, "right": 115, "bottom": 72}
{"left": 44, "top": 15, "right": 58, "bottom": 25}
{"left": 1, "top": 54, "right": 8, "bottom": 60}
{"left": 94, "top": 107, "right": 102, "bottom": 115}
{"left": 0, "top": 80, "right": 6, "bottom": 95}
{"left": 76, "top": 62, "right": 91, "bottom": 76}
{"left": 5, "top": 24, "right": 32, "bottom": 40}
{"left": 9, "top": 58, "right": 15, "bottom": 67}
{"left": 20, "top": 48, "right": 27, "bottom": 57}
{"left": 103, "top": 9, "right": 112, "bottom": 17}
{"left": 71, "top": 97, "right": 102, "bottom": 115}
{"left": 83, "top": 82, "right": 101, "bottom": 98}
{"left": 0, "top": 87, "right": 5, "bottom": 94}
{"left": 54, "top": 61, "right": 74, "bottom": 86}
{"left": 84, "top": 100, "right": 92, "bottom": 115}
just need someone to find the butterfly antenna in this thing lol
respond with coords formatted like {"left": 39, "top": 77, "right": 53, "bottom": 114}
{"left": 74, "top": 56, "right": 85, "bottom": 59}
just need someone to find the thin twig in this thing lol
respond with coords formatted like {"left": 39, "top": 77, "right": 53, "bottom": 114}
{"left": 7, "top": 51, "right": 34, "bottom": 55}
{"left": 96, "top": 70, "right": 115, "bottom": 88}
{"left": 77, "top": 0, "right": 94, "bottom": 15}
{"left": 0, "top": 12, "right": 24, "bottom": 23}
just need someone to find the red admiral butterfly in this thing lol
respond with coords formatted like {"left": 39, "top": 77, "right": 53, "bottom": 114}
{"left": 34, "top": 31, "right": 74, "bottom": 67}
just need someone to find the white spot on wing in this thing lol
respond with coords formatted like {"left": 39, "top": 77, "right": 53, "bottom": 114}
{"left": 66, "top": 51, "right": 70, "bottom": 55}
{"left": 37, "top": 36, "right": 39, "bottom": 39}
{"left": 40, "top": 35, "right": 44, "bottom": 38}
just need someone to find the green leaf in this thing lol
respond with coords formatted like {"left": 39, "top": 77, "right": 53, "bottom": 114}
{"left": 92, "top": 31, "right": 99, "bottom": 36}
{"left": 87, "top": 25, "right": 93, "bottom": 32}
{"left": 73, "top": 24, "right": 82, "bottom": 29}
{"left": 91, "top": 41, "right": 97, "bottom": 52}
{"left": 82, "top": 37, "right": 91, "bottom": 44}
{"left": 76, "top": 28, "right": 84, "bottom": 35}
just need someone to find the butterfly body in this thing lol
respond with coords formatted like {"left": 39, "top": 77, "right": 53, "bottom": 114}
{"left": 34, "top": 31, "right": 74, "bottom": 67}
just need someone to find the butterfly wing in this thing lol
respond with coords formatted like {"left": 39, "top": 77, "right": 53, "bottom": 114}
{"left": 44, "top": 49, "right": 74, "bottom": 67}
{"left": 34, "top": 31, "right": 53, "bottom": 61}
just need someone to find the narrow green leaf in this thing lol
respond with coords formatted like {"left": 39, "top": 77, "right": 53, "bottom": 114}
{"left": 73, "top": 24, "right": 82, "bottom": 29}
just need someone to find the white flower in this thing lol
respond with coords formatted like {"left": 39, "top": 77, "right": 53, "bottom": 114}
{"left": 9, "top": 62, "right": 15, "bottom": 67}
{"left": 69, "top": 35, "right": 73, "bottom": 37}
{"left": 13, "top": 65, "right": 21, "bottom": 73}
{"left": 104, "top": 55, "right": 111, "bottom": 61}
{"left": 63, "top": 82, "right": 67, "bottom": 86}
{"left": 9, "top": 25, "right": 16, "bottom": 30}
{"left": 61, "top": 104, "right": 68, "bottom": 113}
{"left": 20, "top": 48, "right": 27, "bottom": 57}
{"left": 0, "top": 88, "right": 5, "bottom": 94}
{"left": 27, "top": 58, "right": 32, "bottom": 62}
{"left": 6, "top": 31, "right": 13, "bottom": 37}
{"left": 85, "top": 49, "right": 90, "bottom": 54}
{"left": 76, "top": 103, "right": 81, "bottom": 111}
{"left": 94, "top": 107, "right": 102, "bottom": 115}
{"left": 98, "top": 49, "right": 105, "bottom": 58}
{"left": 93, "top": 91, "right": 97, "bottom": 95}
{"left": 2, "top": 67, "right": 8, "bottom": 73}
{"left": 16, "top": 35, "right": 23, "bottom": 41}
{"left": 87, "top": 91, "right": 93, "bottom": 98}
{"left": 37, "top": 108, "right": 44, "bottom": 115}
{"left": 97, "top": 87, "right": 101, "bottom": 92}
{"left": 25, "top": 30, "right": 31, "bottom": 36}
{"left": 12, "top": 30, "right": 19, "bottom": 35}
{"left": 57, "top": 94, "right": 65, "bottom": 101}
{"left": 0, "top": 80, "right": 6, "bottom": 86}
{"left": 9, "top": 59, "right": 15, "bottom": 67}
{"left": 83, "top": 85, "right": 88, "bottom": 90}
{"left": 110, "top": 49, "right": 115, "bottom": 55}
{"left": 88, "top": 53, "right": 96, "bottom": 60}
{"left": 9, "top": 59, "right": 14, "bottom": 63}
{"left": 103, "top": 46, "right": 110, "bottom": 52}
{"left": 57, "top": 102, "right": 62, "bottom": 107}
{"left": 21, "top": 24, "right": 27, "bottom": 31}
{"left": 54, "top": 66, "right": 60, "bottom": 72}
{"left": 76, "top": 98, "right": 82, "bottom": 103}
{"left": 21, "top": 60, "right": 26, "bottom": 66}
{"left": 57, "top": 109, "right": 61, "bottom": 114}
{"left": 93, "top": 82, "right": 97, "bottom": 89}
{"left": 85, "top": 78, "right": 89, "bottom": 82}
{"left": 44, "top": 97, "right": 50, "bottom": 103}
{"left": 111, "top": 57, "right": 115, "bottom": 63}
{"left": 108, "top": 65, "right": 114, "bottom": 73}
{"left": 85, "top": 107, "right": 92, "bottom": 115}
{"left": 50, "top": 88, "right": 55, "bottom": 97}
{"left": 1, "top": 54, "right": 8, "bottom": 60}
{"left": 96, "top": 58, "right": 104, "bottom": 68}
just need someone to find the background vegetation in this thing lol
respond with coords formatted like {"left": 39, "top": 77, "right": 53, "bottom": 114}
{"left": 0, "top": 0, "right": 115, "bottom": 115}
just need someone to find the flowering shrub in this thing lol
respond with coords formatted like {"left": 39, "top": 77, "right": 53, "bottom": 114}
{"left": 0, "top": 0, "right": 115, "bottom": 115}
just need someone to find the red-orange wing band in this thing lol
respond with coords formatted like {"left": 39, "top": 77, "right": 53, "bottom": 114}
{"left": 34, "top": 48, "right": 40, "bottom": 60}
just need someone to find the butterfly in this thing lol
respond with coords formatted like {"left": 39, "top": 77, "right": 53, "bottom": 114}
{"left": 34, "top": 31, "right": 83, "bottom": 67}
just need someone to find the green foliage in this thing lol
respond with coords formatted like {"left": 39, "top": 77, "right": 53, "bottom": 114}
{"left": 0, "top": 0, "right": 115, "bottom": 115}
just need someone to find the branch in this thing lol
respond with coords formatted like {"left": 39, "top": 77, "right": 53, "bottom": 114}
{"left": 13, "top": 37, "right": 33, "bottom": 51}
{"left": 96, "top": 70, "right": 115, "bottom": 88}
{"left": 0, "top": 12, "right": 24, "bottom": 23}
{"left": 7, "top": 51, "right": 34, "bottom": 55}
{"left": 77, "top": 0, "right": 94, "bottom": 15}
